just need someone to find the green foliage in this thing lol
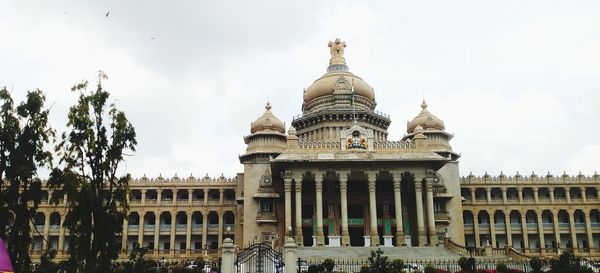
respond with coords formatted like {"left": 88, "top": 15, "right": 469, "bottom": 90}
{"left": 390, "top": 259, "right": 404, "bottom": 273}
{"left": 322, "top": 258, "right": 335, "bottom": 273}
{"left": 496, "top": 262, "right": 508, "bottom": 273}
{"left": 550, "top": 250, "right": 593, "bottom": 273}
{"left": 529, "top": 257, "right": 543, "bottom": 273}
{"left": 424, "top": 264, "right": 435, "bottom": 273}
{"left": 367, "top": 248, "right": 390, "bottom": 273}
{"left": 0, "top": 87, "right": 53, "bottom": 273}
{"left": 308, "top": 264, "right": 322, "bottom": 273}
{"left": 359, "top": 265, "right": 370, "bottom": 273}
{"left": 48, "top": 71, "right": 137, "bottom": 273}
{"left": 458, "top": 257, "right": 469, "bottom": 270}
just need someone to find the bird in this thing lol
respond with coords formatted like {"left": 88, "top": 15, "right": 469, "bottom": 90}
{"left": 105, "top": 12, "right": 109, "bottom": 18}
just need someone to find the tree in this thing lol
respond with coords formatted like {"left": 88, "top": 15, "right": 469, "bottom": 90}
{"left": 549, "top": 250, "right": 593, "bottom": 273}
{"left": 367, "top": 248, "right": 391, "bottom": 273}
{"left": 48, "top": 71, "right": 137, "bottom": 273}
{"left": 529, "top": 257, "right": 543, "bottom": 273}
{"left": 0, "top": 87, "right": 53, "bottom": 273}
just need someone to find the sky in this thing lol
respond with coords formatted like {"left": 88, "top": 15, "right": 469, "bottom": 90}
{"left": 1, "top": 1, "right": 599, "bottom": 179}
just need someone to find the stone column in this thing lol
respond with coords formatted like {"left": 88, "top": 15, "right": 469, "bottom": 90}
{"left": 568, "top": 210, "right": 577, "bottom": 253}
{"left": 220, "top": 238, "right": 235, "bottom": 273}
{"left": 501, "top": 188, "right": 507, "bottom": 204}
{"left": 549, "top": 187, "right": 555, "bottom": 203}
{"left": 533, "top": 188, "right": 539, "bottom": 203}
{"left": 284, "top": 238, "right": 298, "bottom": 273}
{"left": 284, "top": 177, "right": 293, "bottom": 233}
{"left": 537, "top": 213, "right": 546, "bottom": 254}
{"left": 504, "top": 212, "right": 512, "bottom": 246}
{"left": 517, "top": 187, "right": 523, "bottom": 203}
{"left": 488, "top": 209, "right": 496, "bottom": 247}
{"left": 521, "top": 213, "right": 529, "bottom": 253}
{"left": 218, "top": 211, "right": 224, "bottom": 250}
{"left": 157, "top": 190, "right": 162, "bottom": 206}
{"left": 186, "top": 212, "right": 192, "bottom": 254}
{"left": 552, "top": 210, "right": 560, "bottom": 249}
{"left": 188, "top": 190, "right": 193, "bottom": 205}
{"left": 339, "top": 173, "right": 350, "bottom": 246}
{"left": 470, "top": 188, "right": 475, "bottom": 203}
{"left": 473, "top": 211, "right": 480, "bottom": 247}
{"left": 581, "top": 187, "right": 587, "bottom": 203}
{"left": 154, "top": 212, "right": 160, "bottom": 254}
{"left": 315, "top": 174, "right": 325, "bottom": 246}
{"left": 485, "top": 188, "right": 491, "bottom": 204}
{"left": 219, "top": 189, "right": 224, "bottom": 204}
{"left": 138, "top": 212, "right": 145, "bottom": 246}
{"left": 415, "top": 179, "right": 426, "bottom": 246}
{"left": 170, "top": 212, "right": 176, "bottom": 255}
{"left": 122, "top": 217, "right": 129, "bottom": 251}
{"left": 425, "top": 178, "right": 436, "bottom": 245}
{"left": 392, "top": 174, "right": 404, "bottom": 246}
{"left": 58, "top": 214, "right": 65, "bottom": 252}
{"left": 43, "top": 213, "right": 50, "bottom": 250}
{"left": 566, "top": 188, "right": 571, "bottom": 204}
{"left": 585, "top": 209, "right": 594, "bottom": 250}
{"left": 204, "top": 190, "right": 208, "bottom": 205}
{"left": 202, "top": 211, "right": 208, "bottom": 250}
{"left": 294, "top": 176, "right": 304, "bottom": 245}
{"left": 141, "top": 189, "right": 147, "bottom": 206}
{"left": 367, "top": 172, "right": 380, "bottom": 246}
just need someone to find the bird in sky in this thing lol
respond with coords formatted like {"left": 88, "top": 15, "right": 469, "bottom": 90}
{"left": 105, "top": 12, "right": 110, "bottom": 18}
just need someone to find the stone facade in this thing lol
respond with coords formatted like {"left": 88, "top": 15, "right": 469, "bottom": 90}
{"left": 26, "top": 39, "right": 599, "bottom": 262}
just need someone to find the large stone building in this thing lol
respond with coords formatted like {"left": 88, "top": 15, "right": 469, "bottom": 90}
{"left": 28, "top": 39, "right": 600, "bottom": 261}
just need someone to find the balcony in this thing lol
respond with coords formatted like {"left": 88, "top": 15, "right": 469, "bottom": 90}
{"left": 176, "top": 224, "right": 186, "bottom": 231}
{"left": 160, "top": 224, "right": 171, "bottom": 231}
{"left": 127, "top": 225, "right": 139, "bottom": 231}
{"left": 192, "top": 199, "right": 205, "bottom": 204}
{"left": 144, "top": 224, "right": 155, "bottom": 231}
{"left": 176, "top": 200, "right": 189, "bottom": 204}
{"left": 146, "top": 199, "right": 157, "bottom": 204}
{"left": 130, "top": 199, "right": 141, "bottom": 204}
{"left": 434, "top": 211, "right": 450, "bottom": 221}
{"left": 192, "top": 224, "right": 203, "bottom": 230}
{"left": 256, "top": 212, "right": 277, "bottom": 223}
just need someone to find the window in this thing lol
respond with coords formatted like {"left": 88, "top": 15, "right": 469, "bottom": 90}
{"left": 260, "top": 200, "right": 273, "bottom": 212}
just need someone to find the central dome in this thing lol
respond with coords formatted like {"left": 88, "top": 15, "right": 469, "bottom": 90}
{"left": 302, "top": 38, "right": 376, "bottom": 111}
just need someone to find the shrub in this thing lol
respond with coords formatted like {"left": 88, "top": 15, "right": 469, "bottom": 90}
{"left": 424, "top": 264, "right": 436, "bottom": 273}
{"left": 529, "top": 257, "right": 543, "bottom": 273}
{"left": 458, "top": 257, "right": 469, "bottom": 271}
{"left": 323, "top": 259, "right": 335, "bottom": 273}
{"left": 496, "top": 262, "right": 508, "bottom": 273}
{"left": 359, "top": 265, "right": 370, "bottom": 273}
{"left": 390, "top": 259, "right": 404, "bottom": 273}
{"left": 308, "top": 264, "right": 322, "bottom": 273}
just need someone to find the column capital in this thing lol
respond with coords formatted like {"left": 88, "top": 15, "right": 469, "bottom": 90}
{"left": 337, "top": 171, "right": 349, "bottom": 182}
{"left": 294, "top": 179, "right": 303, "bottom": 192}
{"left": 415, "top": 181, "right": 423, "bottom": 191}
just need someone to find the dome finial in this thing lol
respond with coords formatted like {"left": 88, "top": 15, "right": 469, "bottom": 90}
{"left": 265, "top": 101, "right": 272, "bottom": 111}
{"left": 328, "top": 38, "right": 347, "bottom": 65}
{"left": 421, "top": 100, "right": 428, "bottom": 109}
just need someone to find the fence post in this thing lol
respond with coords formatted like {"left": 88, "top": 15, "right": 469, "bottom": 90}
{"left": 221, "top": 238, "right": 235, "bottom": 273}
{"left": 284, "top": 237, "right": 298, "bottom": 273}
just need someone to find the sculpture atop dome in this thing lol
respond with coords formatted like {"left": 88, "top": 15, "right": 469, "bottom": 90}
{"left": 328, "top": 38, "right": 347, "bottom": 65}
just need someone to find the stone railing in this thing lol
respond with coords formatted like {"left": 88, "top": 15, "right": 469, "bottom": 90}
{"left": 461, "top": 172, "right": 600, "bottom": 184}
{"left": 298, "top": 141, "right": 340, "bottom": 149}
{"left": 506, "top": 247, "right": 532, "bottom": 261}
{"left": 372, "top": 139, "right": 415, "bottom": 150}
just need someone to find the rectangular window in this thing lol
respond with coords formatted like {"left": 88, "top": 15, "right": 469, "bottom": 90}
{"left": 260, "top": 200, "right": 273, "bottom": 212}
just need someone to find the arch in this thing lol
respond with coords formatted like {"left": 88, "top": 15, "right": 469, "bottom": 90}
{"left": 461, "top": 188, "right": 472, "bottom": 201}
{"left": 129, "top": 212, "right": 140, "bottom": 225}
{"left": 490, "top": 188, "right": 502, "bottom": 201}
{"left": 223, "top": 189, "right": 236, "bottom": 202}
{"left": 146, "top": 189, "right": 158, "bottom": 201}
{"left": 160, "top": 211, "right": 172, "bottom": 225}
{"left": 474, "top": 188, "right": 486, "bottom": 202}
{"left": 34, "top": 212, "right": 45, "bottom": 226}
{"left": 541, "top": 210, "right": 553, "bottom": 224}
{"left": 207, "top": 211, "right": 219, "bottom": 225}
{"left": 176, "top": 189, "right": 189, "bottom": 202}
{"left": 161, "top": 189, "right": 173, "bottom": 201}
{"left": 493, "top": 210, "right": 506, "bottom": 224}
{"left": 223, "top": 211, "right": 235, "bottom": 224}
{"left": 144, "top": 212, "right": 156, "bottom": 225}
{"left": 570, "top": 188, "right": 582, "bottom": 200}
{"left": 522, "top": 187, "right": 534, "bottom": 201}
{"left": 557, "top": 210, "right": 569, "bottom": 224}
{"left": 554, "top": 188, "right": 566, "bottom": 200}
{"left": 477, "top": 210, "right": 490, "bottom": 224}
{"left": 130, "top": 190, "right": 142, "bottom": 202}
{"left": 574, "top": 209, "right": 585, "bottom": 225}
{"left": 192, "top": 211, "right": 203, "bottom": 225}
{"left": 192, "top": 189, "right": 205, "bottom": 202}
{"left": 207, "top": 189, "right": 220, "bottom": 202}
{"left": 585, "top": 187, "right": 598, "bottom": 199}
{"left": 590, "top": 209, "right": 600, "bottom": 224}
{"left": 176, "top": 211, "right": 188, "bottom": 225}
{"left": 463, "top": 211, "right": 474, "bottom": 225}
{"left": 509, "top": 210, "right": 521, "bottom": 225}
{"left": 525, "top": 210, "right": 538, "bottom": 225}
{"left": 506, "top": 188, "right": 518, "bottom": 200}
{"left": 50, "top": 212, "right": 61, "bottom": 226}
{"left": 538, "top": 188, "right": 551, "bottom": 201}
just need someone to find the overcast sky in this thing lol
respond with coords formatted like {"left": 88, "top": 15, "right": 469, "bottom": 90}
{"left": 1, "top": 1, "right": 599, "bottom": 179}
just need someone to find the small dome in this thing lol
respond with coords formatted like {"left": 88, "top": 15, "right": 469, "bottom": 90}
{"left": 407, "top": 101, "right": 445, "bottom": 133}
{"left": 304, "top": 72, "right": 375, "bottom": 103}
{"left": 250, "top": 102, "right": 285, "bottom": 134}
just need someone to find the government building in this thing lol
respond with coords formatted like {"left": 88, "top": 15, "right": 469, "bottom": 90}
{"left": 29, "top": 39, "right": 600, "bottom": 262}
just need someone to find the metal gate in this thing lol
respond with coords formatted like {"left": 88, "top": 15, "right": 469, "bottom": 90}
{"left": 235, "top": 242, "right": 284, "bottom": 273}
